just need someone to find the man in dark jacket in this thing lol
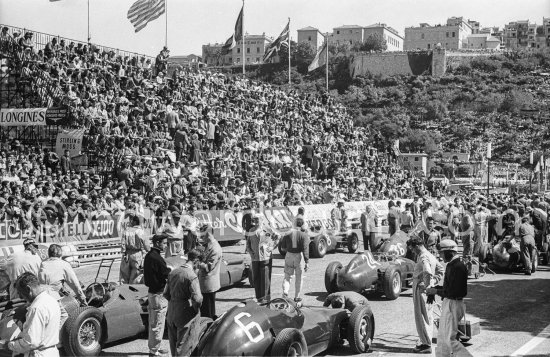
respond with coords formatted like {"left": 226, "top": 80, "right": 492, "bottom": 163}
{"left": 280, "top": 217, "right": 309, "bottom": 303}
{"left": 143, "top": 234, "right": 171, "bottom": 357}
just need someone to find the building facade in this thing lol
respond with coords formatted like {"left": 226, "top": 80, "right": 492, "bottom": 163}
{"left": 202, "top": 33, "right": 273, "bottom": 67}
{"left": 362, "top": 23, "right": 403, "bottom": 51}
{"left": 297, "top": 26, "right": 324, "bottom": 51}
{"left": 404, "top": 16, "right": 474, "bottom": 50}
{"left": 466, "top": 34, "right": 501, "bottom": 49}
{"left": 503, "top": 18, "right": 549, "bottom": 49}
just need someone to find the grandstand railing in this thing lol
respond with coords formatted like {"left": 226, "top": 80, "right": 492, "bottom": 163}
{"left": 0, "top": 24, "right": 155, "bottom": 62}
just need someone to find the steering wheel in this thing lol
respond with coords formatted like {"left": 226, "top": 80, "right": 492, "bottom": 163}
{"left": 85, "top": 282, "right": 106, "bottom": 306}
{"left": 269, "top": 298, "right": 291, "bottom": 311}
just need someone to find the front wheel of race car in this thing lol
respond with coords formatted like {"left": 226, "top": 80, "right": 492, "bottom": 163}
{"left": 347, "top": 233, "right": 359, "bottom": 253}
{"left": 325, "top": 261, "right": 343, "bottom": 293}
{"left": 271, "top": 328, "right": 308, "bottom": 357}
{"left": 347, "top": 306, "right": 375, "bottom": 353}
{"left": 311, "top": 235, "right": 328, "bottom": 258}
{"left": 62, "top": 307, "right": 104, "bottom": 357}
{"left": 383, "top": 266, "right": 402, "bottom": 300}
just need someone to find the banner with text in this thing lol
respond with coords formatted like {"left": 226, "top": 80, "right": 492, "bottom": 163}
{"left": 0, "top": 108, "right": 47, "bottom": 126}
{"left": 55, "top": 129, "right": 85, "bottom": 157}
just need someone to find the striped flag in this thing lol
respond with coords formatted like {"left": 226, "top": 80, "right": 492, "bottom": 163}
{"left": 308, "top": 41, "right": 327, "bottom": 72}
{"left": 127, "top": 0, "right": 166, "bottom": 33}
{"left": 263, "top": 20, "right": 289, "bottom": 62}
{"left": 221, "top": 5, "right": 244, "bottom": 55}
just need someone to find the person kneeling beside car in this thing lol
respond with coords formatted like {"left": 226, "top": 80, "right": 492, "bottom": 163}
{"left": 323, "top": 291, "right": 368, "bottom": 311}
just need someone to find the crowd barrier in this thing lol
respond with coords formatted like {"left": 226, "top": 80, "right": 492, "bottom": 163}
{"left": 0, "top": 199, "right": 410, "bottom": 265}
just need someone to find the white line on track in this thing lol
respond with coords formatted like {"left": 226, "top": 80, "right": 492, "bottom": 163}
{"left": 511, "top": 323, "right": 550, "bottom": 356}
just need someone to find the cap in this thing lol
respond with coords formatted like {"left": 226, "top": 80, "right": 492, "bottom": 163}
{"left": 23, "top": 238, "right": 38, "bottom": 247}
{"left": 439, "top": 239, "right": 458, "bottom": 252}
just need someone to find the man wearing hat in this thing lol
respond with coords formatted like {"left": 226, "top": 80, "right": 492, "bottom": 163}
{"left": 331, "top": 200, "right": 347, "bottom": 232}
{"left": 5, "top": 238, "right": 43, "bottom": 300}
{"left": 426, "top": 240, "right": 468, "bottom": 357}
{"left": 197, "top": 223, "right": 222, "bottom": 319}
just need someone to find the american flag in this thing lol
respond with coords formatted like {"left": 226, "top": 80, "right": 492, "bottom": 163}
{"left": 127, "top": 0, "right": 166, "bottom": 33}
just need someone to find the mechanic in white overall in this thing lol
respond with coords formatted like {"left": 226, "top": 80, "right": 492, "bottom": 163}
{"left": 280, "top": 217, "right": 309, "bottom": 303}
{"left": 408, "top": 236, "right": 443, "bottom": 354}
{"left": 120, "top": 214, "right": 150, "bottom": 284}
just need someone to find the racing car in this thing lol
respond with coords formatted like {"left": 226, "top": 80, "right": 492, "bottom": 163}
{"left": 0, "top": 253, "right": 249, "bottom": 357}
{"left": 279, "top": 222, "right": 362, "bottom": 258}
{"left": 196, "top": 297, "right": 375, "bottom": 356}
{"left": 324, "top": 231, "right": 415, "bottom": 300}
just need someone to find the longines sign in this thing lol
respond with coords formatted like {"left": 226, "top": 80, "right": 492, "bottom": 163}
{"left": 0, "top": 107, "right": 68, "bottom": 126}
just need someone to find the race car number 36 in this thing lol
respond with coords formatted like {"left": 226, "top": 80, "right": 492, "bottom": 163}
{"left": 234, "top": 312, "right": 264, "bottom": 343}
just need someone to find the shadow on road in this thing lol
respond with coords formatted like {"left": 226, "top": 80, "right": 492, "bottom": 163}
{"left": 461, "top": 274, "right": 550, "bottom": 338}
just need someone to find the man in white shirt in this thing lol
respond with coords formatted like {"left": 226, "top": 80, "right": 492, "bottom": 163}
{"left": 2, "top": 272, "right": 61, "bottom": 357}
{"left": 5, "top": 238, "right": 43, "bottom": 300}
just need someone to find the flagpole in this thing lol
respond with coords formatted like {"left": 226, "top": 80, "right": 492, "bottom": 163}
{"left": 325, "top": 32, "right": 329, "bottom": 92}
{"left": 87, "top": 0, "right": 90, "bottom": 42}
{"left": 165, "top": 0, "right": 168, "bottom": 47}
{"left": 242, "top": 0, "right": 245, "bottom": 75}
{"left": 288, "top": 18, "right": 291, "bottom": 85}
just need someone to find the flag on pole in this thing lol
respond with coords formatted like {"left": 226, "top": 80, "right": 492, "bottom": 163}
{"left": 127, "top": 0, "right": 166, "bottom": 33}
{"left": 263, "top": 20, "right": 290, "bottom": 62}
{"left": 308, "top": 42, "right": 327, "bottom": 72}
{"left": 221, "top": 5, "right": 244, "bottom": 55}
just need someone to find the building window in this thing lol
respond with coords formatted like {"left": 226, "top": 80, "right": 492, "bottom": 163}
{"left": 421, "top": 33, "right": 425, "bottom": 39}
{"left": 427, "top": 43, "right": 431, "bottom": 49}
{"left": 446, "top": 32, "right": 449, "bottom": 37}
{"left": 414, "top": 157, "right": 419, "bottom": 162}
{"left": 256, "top": 57, "right": 260, "bottom": 62}
{"left": 247, "top": 47, "right": 250, "bottom": 53}
{"left": 236, "top": 58, "right": 240, "bottom": 63}
{"left": 308, "top": 36, "right": 311, "bottom": 41}
{"left": 257, "top": 47, "right": 260, "bottom": 53}
{"left": 247, "top": 58, "right": 250, "bottom": 62}
{"left": 337, "top": 30, "right": 340, "bottom": 34}
{"left": 452, "top": 32, "right": 456, "bottom": 37}
{"left": 237, "top": 48, "right": 240, "bottom": 53}
{"left": 349, "top": 30, "right": 353, "bottom": 34}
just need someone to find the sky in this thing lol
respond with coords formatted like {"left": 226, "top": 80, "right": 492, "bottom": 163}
{"left": 0, "top": 0, "right": 549, "bottom": 56}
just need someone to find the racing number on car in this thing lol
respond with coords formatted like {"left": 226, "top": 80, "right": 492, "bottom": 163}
{"left": 234, "top": 312, "right": 264, "bottom": 343}
{"left": 364, "top": 253, "right": 381, "bottom": 269}
{"left": 388, "top": 243, "right": 405, "bottom": 256}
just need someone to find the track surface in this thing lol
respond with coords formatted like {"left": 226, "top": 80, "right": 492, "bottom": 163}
{"left": 74, "top": 243, "right": 550, "bottom": 357}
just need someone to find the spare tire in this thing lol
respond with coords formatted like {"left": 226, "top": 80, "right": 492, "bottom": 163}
{"left": 347, "top": 233, "right": 359, "bottom": 253}
{"left": 62, "top": 307, "right": 104, "bottom": 356}
{"left": 382, "top": 266, "right": 402, "bottom": 300}
{"left": 271, "top": 328, "right": 307, "bottom": 356}
{"left": 347, "top": 305, "right": 375, "bottom": 353}
{"left": 324, "top": 261, "right": 342, "bottom": 293}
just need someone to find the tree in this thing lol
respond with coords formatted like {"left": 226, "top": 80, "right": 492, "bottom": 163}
{"left": 293, "top": 42, "right": 316, "bottom": 73}
{"left": 400, "top": 129, "right": 441, "bottom": 156}
{"left": 360, "top": 33, "right": 387, "bottom": 52}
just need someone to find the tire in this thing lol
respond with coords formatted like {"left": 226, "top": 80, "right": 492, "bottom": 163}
{"left": 278, "top": 242, "right": 287, "bottom": 257}
{"left": 311, "top": 235, "right": 328, "bottom": 258}
{"left": 347, "top": 305, "right": 375, "bottom": 353}
{"left": 60, "top": 295, "right": 81, "bottom": 315}
{"left": 62, "top": 307, "right": 104, "bottom": 356}
{"left": 324, "top": 261, "right": 343, "bottom": 293}
{"left": 347, "top": 233, "right": 359, "bottom": 253}
{"left": 271, "top": 328, "right": 308, "bottom": 356}
{"left": 382, "top": 266, "right": 402, "bottom": 300}
{"left": 541, "top": 242, "right": 549, "bottom": 265}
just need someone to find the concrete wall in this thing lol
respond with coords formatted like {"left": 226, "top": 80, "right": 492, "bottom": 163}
{"left": 350, "top": 51, "right": 434, "bottom": 77}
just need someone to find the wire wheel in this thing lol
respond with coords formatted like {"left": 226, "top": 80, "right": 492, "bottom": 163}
{"left": 78, "top": 317, "right": 101, "bottom": 352}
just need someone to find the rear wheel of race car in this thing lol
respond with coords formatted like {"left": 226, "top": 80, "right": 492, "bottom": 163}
{"left": 347, "top": 306, "right": 375, "bottom": 353}
{"left": 62, "top": 307, "right": 104, "bottom": 357}
{"left": 541, "top": 243, "right": 549, "bottom": 265}
{"left": 383, "top": 266, "right": 402, "bottom": 300}
{"left": 347, "top": 233, "right": 359, "bottom": 253}
{"left": 325, "top": 261, "right": 343, "bottom": 293}
{"left": 271, "top": 328, "right": 308, "bottom": 357}
{"left": 278, "top": 243, "right": 287, "bottom": 257}
{"left": 311, "top": 236, "right": 328, "bottom": 258}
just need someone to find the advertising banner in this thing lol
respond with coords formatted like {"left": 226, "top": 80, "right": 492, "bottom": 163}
{"left": 55, "top": 129, "right": 85, "bottom": 156}
{"left": 45, "top": 106, "right": 69, "bottom": 126}
{"left": 0, "top": 108, "right": 47, "bottom": 126}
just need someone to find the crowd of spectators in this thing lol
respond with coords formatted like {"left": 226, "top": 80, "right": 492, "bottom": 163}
{"left": 0, "top": 27, "right": 428, "bottom": 231}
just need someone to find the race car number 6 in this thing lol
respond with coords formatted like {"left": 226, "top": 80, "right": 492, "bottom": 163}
{"left": 234, "top": 312, "right": 264, "bottom": 343}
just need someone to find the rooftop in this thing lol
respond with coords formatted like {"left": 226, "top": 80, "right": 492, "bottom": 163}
{"left": 334, "top": 25, "right": 363, "bottom": 29}
{"left": 297, "top": 26, "right": 318, "bottom": 31}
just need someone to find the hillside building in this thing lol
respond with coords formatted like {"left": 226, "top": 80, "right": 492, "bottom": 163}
{"left": 404, "top": 16, "right": 474, "bottom": 50}
{"left": 202, "top": 33, "right": 273, "bottom": 67}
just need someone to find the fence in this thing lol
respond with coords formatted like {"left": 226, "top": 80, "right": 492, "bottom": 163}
{"left": 0, "top": 24, "right": 155, "bottom": 62}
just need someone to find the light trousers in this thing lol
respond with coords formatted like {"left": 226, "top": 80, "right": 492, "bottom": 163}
{"left": 282, "top": 252, "right": 304, "bottom": 299}
{"left": 147, "top": 293, "right": 168, "bottom": 354}
{"left": 413, "top": 283, "right": 433, "bottom": 347}
{"left": 436, "top": 299, "right": 471, "bottom": 357}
